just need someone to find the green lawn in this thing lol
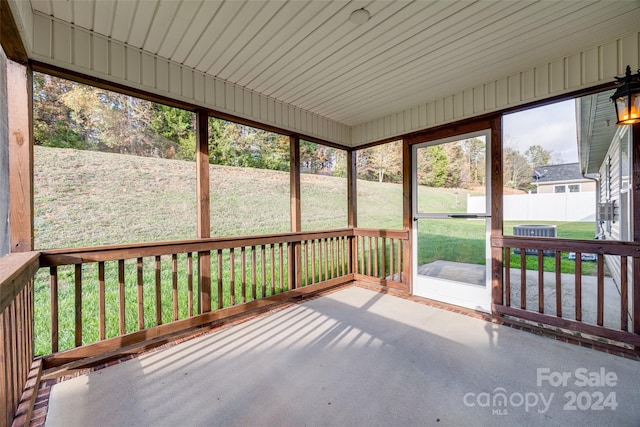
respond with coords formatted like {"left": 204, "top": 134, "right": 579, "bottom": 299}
{"left": 417, "top": 219, "right": 597, "bottom": 276}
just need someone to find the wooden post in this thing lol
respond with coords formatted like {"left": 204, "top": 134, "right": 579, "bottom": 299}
{"left": 632, "top": 123, "right": 640, "bottom": 336}
{"left": 347, "top": 150, "right": 357, "bottom": 274}
{"left": 196, "top": 109, "right": 211, "bottom": 312}
{"left": 290, "top": 136, "right": 301, "bottom": 289}
{"left": 347, "top": 150, "right": 357, "bottom": 228}
{"left": 7, "top": 59, "right": 33, "bottom": 252}
{"left": 490, "top": 115, "right": 504, "bottom": 309}
{"left": 402, "top": 139, "right": 412, "bottom": 292}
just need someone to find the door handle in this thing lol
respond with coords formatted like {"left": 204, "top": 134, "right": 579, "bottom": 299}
{"left": 447, "top": 214, "right": 491, "bottom": 218}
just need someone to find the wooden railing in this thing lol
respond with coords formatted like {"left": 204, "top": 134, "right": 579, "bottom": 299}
{"left": 492, "top": 236, "right": 640, "bottom": 347}
{"left": 353, "top": 228, "right": 408, "bottom": 291}
{"left": 32, "top": 228, "right": 407, "bottom": 372}
{"left": 0, "top": 251, "right": 40, "bottom": 427}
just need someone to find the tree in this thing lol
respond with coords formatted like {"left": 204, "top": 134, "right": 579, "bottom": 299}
{"left": 503, "top": 147, "right": 533, "bottom": 190}
{"left": 524, "top": 145, "right": 552, "bottom": 167}
{"left": 458, "top": 138, "right": 485, "bottom": 187}
{"left": 357, "top": 141, "right": 402, "bottom": 183}
{"left": 418, "top": 145, "right": 448, "bottom": 187}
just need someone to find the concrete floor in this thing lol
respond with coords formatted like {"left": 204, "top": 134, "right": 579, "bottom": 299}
{"left": 45, "top": 286, "right": 640, "bottom": 427}
{"left": 419, "top": 260, "right": 624, "bottom": 329}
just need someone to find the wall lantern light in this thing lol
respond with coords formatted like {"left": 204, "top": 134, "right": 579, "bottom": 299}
{"left": 611, "top": 65, "right": 640, "bottom": 125}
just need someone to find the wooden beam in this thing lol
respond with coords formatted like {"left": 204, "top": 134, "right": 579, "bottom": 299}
{"left": 196, "top": 109, "right": 210, "bottom": 239}
{"left": 7, "top": 60, "right": 33, "bottom": 252}
{"left": 290, "top": 135, "right": 301, "bottom": 232}
{"left": 196, "top": 110, "right": 210, "bottom": 313}
{"left": 402, "top": 139, "right": 413, "bottom": 293}
{"left": 490, "top": 115, "right": 504, "bottom": 308}
{"left": 347, "top": 150, "right": 357, "bottom": 228}
{"left": 0, "top": 0, "right": 28, "bottom": 64}
{"left": 290, "top": 136, "right": 301, "bottom": 289}
{"left": 633, "top": 123, "right": 640, "bottom": 335}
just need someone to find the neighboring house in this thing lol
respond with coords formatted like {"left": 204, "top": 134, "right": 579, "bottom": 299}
{"left": 577, "top": 90, "right": 632, "bottom": 301}
{"left": 531, "top": 163, "right": 596, "bottom": 194}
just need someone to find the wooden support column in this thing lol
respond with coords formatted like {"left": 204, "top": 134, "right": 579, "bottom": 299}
{"left": 632, "top": 123, "right": 640, "bottom": 336}
{"left": 196, "top": 110, "right": 210, "bottom": 313}
{"left": 290, "top": 135, "right": 301, "bottom": 289}
{"left": 347, "top": 150, "right": 357, "bottom": 273}
{"left": 347, "top": 150, "right": 357, "bottom": 228}
{"left": 402, "top": 139, "right": 412, "bottom": 293}
{"left": 7, "top": 59, "right": 33, "bottom": 252}
{"left": 490, "top": 115, "right": 504, "bottom": 309}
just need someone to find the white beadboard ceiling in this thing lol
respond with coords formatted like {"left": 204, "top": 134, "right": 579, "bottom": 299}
{"left": 28, "top": 0, "right": 640, "bottom": 127}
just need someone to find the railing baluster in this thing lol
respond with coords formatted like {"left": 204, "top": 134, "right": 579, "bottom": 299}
{"left": 8, "top": 302, "right": 16, "bottom": 418}
{"left": 75, "top": 264, "right": 82, "bottom": 347}
{"left": 324, "top": 239, "right": 329, "bottom": 280}
{"left": 311, "top": 240, "right": 316, "bottom": 284}
{"left": 118, "top": 260, "right": 125, "bottom": 334}
{"left": 343, "top": 236, "right": 348, "bottom": 275}
{"left": 279, "top": 243, "right": 284, "bottom": 292}
{"left": 360, "top": 236, "right": 365, "bottom": 275}
{"left": 555, "top": 251, "right": 562, "bottom": 317}
{"left": 241, "top": 247, "right": 247, "bottom": 303}
{"left": 137, "top": 257, "right": 144, "bottom": 330}
{"left": 504, "top": 248, "right": 511, "bottom": 307}
{"left": 261, "top": 245, "right": 267, "bottom": 298}
{"left": 98, "top": 261, "right": 106, "bottom": 340}
{"left": 50, "top": 266, "right": 59, "bottom": 353}
{"left": 367, "top": 237, "right": 372, "bottom": 277}
{"left": 155, "top": 256, "right": 162, "bottom": 326}
{"left": 520, "top": 250, "right": 526, "bottom": 310}
{"left": 389, "top": 238, "right": 394, "bottom": 280}
{"left": 330, "top": 238, "right": 335, "bottom": 279}
{"left": 318, "top": 239, "right": 323, "bottom": 281}
{"left": 575, "top": 253, "right": 582, "bottom": 322}
{"left": 374, "top": 237, "right": 379, "bottom": 278}
{"left": 621, "top": 256, "right": 628, "bottom": 331}
{"left": 15, "top": 290, "right": 23, "bottom": 393}
{"left": 537, "top": 250, "right": 544, "bottom": 314}
{"left": 597, "top": 254, "right": 604, "bottom": 326}
{"left": 218, "top": 250, "right": 224, "bottom": 309}
{"left": 230, "top": 248, "right": 236, "bottom": 306}
{"left": 397, "top": 240, "right": 402, "bottom": 281}
{"left": 304, "top": 240, "right": 309, "bottom": 286}
{"left": 172, "top": 254, "right": 178, "bottom": 321}
{"left": 251, "top": 246, "right": 257, "bottom": 300}
{"left": 270, "top": 244, "right": 275, "bottom": 294}
{"left": 381, "top": 237, "right": 386, "bottom": 280}
{"left": 187, "top": 253, "right": 193, "bottom": 317}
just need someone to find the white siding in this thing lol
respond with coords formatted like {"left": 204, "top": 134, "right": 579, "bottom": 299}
{"left": 20, "top": 10, "right": 640, "bottom": 148}
{"left": 352, "top": 32, "right": 640, "bottom": 146}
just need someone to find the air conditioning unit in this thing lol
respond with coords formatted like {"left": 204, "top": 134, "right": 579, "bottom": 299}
{"left": 513, "top": 224, "right": 556, "bottom": 256}
{"left": 597, "top": 201, "right": 616, "bottom": 222}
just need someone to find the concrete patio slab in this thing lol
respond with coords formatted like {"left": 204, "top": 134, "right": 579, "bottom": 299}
{"left": 418, "top": 260, "right": 624, "bottom": 328}
{"left": 45, "top": 286, "right": 639, "bottom": 427}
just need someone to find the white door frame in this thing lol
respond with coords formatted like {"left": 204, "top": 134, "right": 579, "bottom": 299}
{"left": 411, "top": 129, "right": 492, "bottom": 312}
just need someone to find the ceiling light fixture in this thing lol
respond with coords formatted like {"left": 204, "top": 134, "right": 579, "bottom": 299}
{"left": 349, "top": 8, "right": 370, "bottom": 25}
{"left": 611, "top": 65, "right": 640, "bottom": 125}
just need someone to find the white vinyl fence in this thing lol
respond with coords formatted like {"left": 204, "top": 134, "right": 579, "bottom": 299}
{"left": 468, "top": 192, "right": 596, "bottom": 222}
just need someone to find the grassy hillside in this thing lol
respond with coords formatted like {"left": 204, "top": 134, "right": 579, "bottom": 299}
{"left": 35, "top": 146, "right": 471, "bottom": 248}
